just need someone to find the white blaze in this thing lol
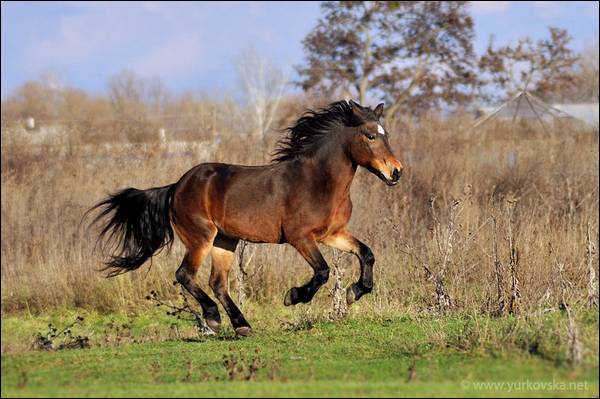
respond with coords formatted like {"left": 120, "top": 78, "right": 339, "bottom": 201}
{"left": 378, "top": 125, "right": 385, "bottom": 135}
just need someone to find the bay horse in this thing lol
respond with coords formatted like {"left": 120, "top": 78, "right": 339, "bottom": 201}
{"left": 88, "top": 100, "right": 403, "bottom": 337}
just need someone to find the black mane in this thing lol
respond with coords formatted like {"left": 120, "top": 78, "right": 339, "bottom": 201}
{"left": 271, "top": 100, "right": 379, "bottom": 164}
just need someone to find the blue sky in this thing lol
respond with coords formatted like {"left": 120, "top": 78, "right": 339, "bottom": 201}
{"left": 1, "top": 1, "right": 598, "bottom": 101}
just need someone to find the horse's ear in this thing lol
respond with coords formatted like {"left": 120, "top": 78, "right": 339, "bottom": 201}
{"left": 349, "top": 100, "right": 363, "bottom": 117}
{"left": 374, "top": 103, "right": 384, "bottom": 118}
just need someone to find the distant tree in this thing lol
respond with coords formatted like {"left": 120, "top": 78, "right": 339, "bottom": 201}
{"left": 1, "top": 80, "right": 56, "bottom": 121}
{"left": 296, "top": 1, "right": 478, "bottom": 118}
{"left": 0, "top": 72, "right": 109, "bottom": 123}
{"left": 108, "top": 70, "right": 172, "bottom": 119}
{"left": 237, "top": 48, "right": 290, "bottom": 141}
{"left": 479, "top": 27, "right": 580, "bottom": 103}
{"left": 562, "top": 34, "right": 599, "bottom": 103}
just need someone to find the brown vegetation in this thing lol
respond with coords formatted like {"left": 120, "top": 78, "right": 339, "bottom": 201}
{"left": 1, "top": 111, "right": 598, "bottom": 320}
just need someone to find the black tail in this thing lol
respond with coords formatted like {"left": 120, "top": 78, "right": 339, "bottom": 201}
{"left": 87, "top": 184, "right": 175, "bottom": 277}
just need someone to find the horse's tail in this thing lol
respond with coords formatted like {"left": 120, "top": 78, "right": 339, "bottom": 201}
{"left": 87, "top": 184, "right": 176, "bottom": 277}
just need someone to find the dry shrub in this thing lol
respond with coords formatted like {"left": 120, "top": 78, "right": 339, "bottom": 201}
{"left": 1, "top": 114, "right": 598, "bottom": 318}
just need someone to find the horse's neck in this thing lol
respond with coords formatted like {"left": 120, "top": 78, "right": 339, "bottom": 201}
{"left": 310, "top": 137, "right": 357, "bottom": 195}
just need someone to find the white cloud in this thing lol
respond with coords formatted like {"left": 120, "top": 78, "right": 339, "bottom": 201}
{"left": 531, "top": 1, "right": 565, "bottom": 18}
{"left": 471, "top": 1, "right": 511, "bottom": 14}
{"left": 28, "top": 2, "right": 215, "bottom": 76}
{"left": 33, "top": 3, "right": 155, "bottom": 64}
{"left": 127, "top": 34, "right": 207, "bottom": 79}
{"left": 247, "top": 1, "right": 266, "bottom": 18}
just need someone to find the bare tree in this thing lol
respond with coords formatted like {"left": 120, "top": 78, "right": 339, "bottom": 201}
{"left": 561, "top": 34, "right": 599, "bottom": 103}
{"left": 108, "top": 70, "right": 172, "bottom": 119}
{"left": 0, "top": 72, "right": 108, "bottom": 122}
{"left": 296, "top": 1, "right": 478, "bottom": 118}
{"left": 237, "top": 49, "right": 290, "bottom": 141}
{"left": 479, "top": 27, "right": 579, "bottom": 103}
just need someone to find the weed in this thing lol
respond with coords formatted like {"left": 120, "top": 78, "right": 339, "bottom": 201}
{"left": 326, "top": 249, "right": 348, "bottom": 321}
{"left": 150, "top": 361, "right": 162, "bottom": 384}
{"left": 17, "top": 370, "right": 28, "bottom": 389}
{"left": 31, "top": 316, "right": 90, "bottom": 351}
{"left": 585, "top": 222, "right": 598, "bottom": 309}
{"left": 221, "top": 347, "right": 261, "bottom": 381}
{"left": 101, "top": 318, "right": 139, "bottom": 347}
{"left": 146, "top": 284, "right": 214, "bottom": 338}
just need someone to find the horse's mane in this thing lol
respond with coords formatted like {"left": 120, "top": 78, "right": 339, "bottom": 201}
{"left": 271, "top": 100, "right": 379, "bottom": 164}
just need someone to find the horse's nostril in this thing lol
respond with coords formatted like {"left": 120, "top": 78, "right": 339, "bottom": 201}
{"left": 392, "top": 168, "right": 403, "bottom": 181}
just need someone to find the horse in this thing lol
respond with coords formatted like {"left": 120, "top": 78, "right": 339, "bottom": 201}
{"left": 88, "top": 100, "right": 403, "bottom": 337}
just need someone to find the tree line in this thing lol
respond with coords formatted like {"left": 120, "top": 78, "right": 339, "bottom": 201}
{"left": 2, "top": 1, "right": 598, "bottom": 133}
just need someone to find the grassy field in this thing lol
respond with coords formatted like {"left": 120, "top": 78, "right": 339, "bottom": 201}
{"left": 1, "top": 109, "right": 598, "bottom": 397}
{"left": 2, "top": 306, "right": 598, "bottom": 398}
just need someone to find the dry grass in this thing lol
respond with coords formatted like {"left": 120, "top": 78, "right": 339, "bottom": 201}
{"left": 1, "top": 114, "right": 598, "bottom": 321}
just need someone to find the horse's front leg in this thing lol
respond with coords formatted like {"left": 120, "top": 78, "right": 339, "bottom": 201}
{"left": 321, "top": 228, "right": 374, "bottom": 305}
{"left": 284, "top": 236, "right": 330, "bottom": 306}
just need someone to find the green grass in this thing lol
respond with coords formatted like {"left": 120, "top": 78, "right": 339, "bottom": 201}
{"left": 2, "top": 308, "right": 598, "bottom": 397}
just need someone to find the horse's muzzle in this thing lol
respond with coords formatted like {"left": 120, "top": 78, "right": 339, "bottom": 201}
{"left": 378, "top": 167, "right": 403, "bottom": 186}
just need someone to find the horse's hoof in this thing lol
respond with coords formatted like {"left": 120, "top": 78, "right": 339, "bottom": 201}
{"left": 284, "top": 288, "right": 298, "bottom": 306}
{"left": 346, "top": 283, "right": 360, "bottom": 305}
{"left": 206, "top": 319, "right": 221, "bottom": 334}
{"left": 235, "top": 326, "right": 254, "bottom": 337}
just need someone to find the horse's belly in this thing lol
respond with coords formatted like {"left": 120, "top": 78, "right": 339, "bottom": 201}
{"left": 215, "top": 194, "right": 284, "bottom": 244}
{"left": 216, "top": 215, "right": 282, "bottom": 244}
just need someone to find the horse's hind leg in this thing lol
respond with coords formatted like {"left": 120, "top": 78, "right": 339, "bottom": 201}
{"left": 210, "top": 235, "right": 253, "bottom": 337}
{"left": 175, "top": 232, "right": 222, "bottom": 333}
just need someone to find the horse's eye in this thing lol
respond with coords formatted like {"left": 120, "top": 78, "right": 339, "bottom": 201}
{"left": 365, "top": 133, "right": 376, "bottom": 141}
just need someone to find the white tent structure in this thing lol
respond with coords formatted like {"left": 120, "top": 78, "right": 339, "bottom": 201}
{"left": 553, "top": 102, "right": 599, "bottom": 126}
{"left": 473, "top": 91, "right": 593, "bottom": 133}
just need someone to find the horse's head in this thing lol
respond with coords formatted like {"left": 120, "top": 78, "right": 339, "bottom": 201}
{"left": 348, "top": 101, "right": 403, "bottom": 186}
